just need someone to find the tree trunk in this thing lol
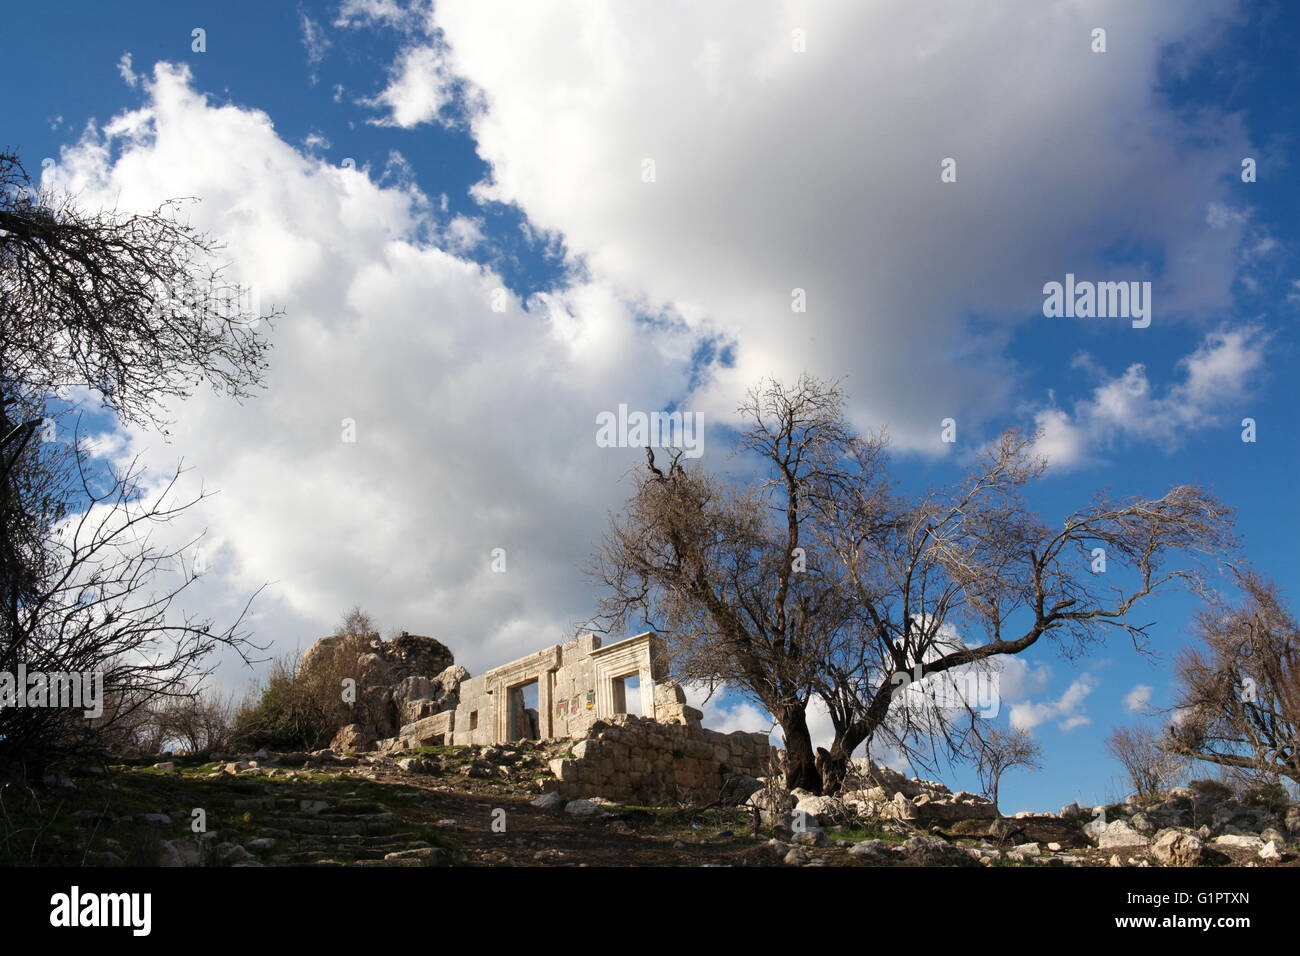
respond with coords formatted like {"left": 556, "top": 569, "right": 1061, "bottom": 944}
{"left": 778, "top": 703, "right": 821, "bottom": 793}
{"left": 817, "top": 739, "right": 852, "bottom": 795}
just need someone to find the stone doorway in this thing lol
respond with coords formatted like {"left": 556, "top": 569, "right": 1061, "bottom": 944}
{"left": 611, "top": 672, "right": 643, "bottom": 716}
{"left": 507, "top": 679, "right": 541, "bottom": 741}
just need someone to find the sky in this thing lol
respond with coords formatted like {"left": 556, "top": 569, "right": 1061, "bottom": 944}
{"left": 4, "top": 0, "right": 1298, "bottom": 813}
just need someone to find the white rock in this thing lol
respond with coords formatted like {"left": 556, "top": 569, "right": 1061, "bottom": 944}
{"left": 1213, "top": 834, "right": 1265, "bottom": 850}
{"left": 1096, "top": 820, "right": 1148, "bottom": 848}
{"left": 1258, "top": 840, "right": 1283, "bottom": 861}
{"left": 564, "top": 799, "right": 604, "bottom": 817}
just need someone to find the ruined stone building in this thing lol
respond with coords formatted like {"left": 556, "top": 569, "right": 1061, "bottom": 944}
{"left": 399, "top": 631, "right": 703, "bottom": 748}
{"left": 314, "top": 628, "right": 775, "bottom": 806}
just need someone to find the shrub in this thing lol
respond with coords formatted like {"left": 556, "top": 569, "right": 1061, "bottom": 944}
{"left": 1188, "top": 779, "right": 1234, "bottom": 802}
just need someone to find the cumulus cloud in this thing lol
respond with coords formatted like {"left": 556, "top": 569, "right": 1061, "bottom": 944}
{"left": 1027, "top": 324, "right": 1269, "bottom": 467}
{"left": 1010, "top": 674, "right": 1099, "bottom": 733}
{"left": 444, "top": 214, "right": 484, "bottom": 253}
{"left": 364, "top": 43, "right": 457, "bottom": 128}
{"left": 357, "top": 0, "right": 1256, "bottom": 452}
{"left": 43, "top": 0, "right": 1272, "bottom": 700}
{"left": 45, "top": 62, "right": 696, "bottom": 690}
{"left": 1124, "top": 684, "right": 1155, "bottom": 713}
{"left": 993, "top": 654, "right": 1053, "bottom": 702}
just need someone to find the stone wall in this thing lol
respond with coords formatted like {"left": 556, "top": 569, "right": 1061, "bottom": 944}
{"left": 418, "top": 631, "right": 701, "bottom": 747}
{"left": 543, "top": 713, "right": 776, "bottom": 805}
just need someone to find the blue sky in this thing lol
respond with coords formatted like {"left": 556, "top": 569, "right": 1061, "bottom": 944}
{"left": 5, "top": 0, "right": 1298, "bottom": 812}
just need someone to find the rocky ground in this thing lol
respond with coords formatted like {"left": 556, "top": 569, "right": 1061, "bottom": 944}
{"left": 3, "top": 743, "right": 1296, "bottom": 867}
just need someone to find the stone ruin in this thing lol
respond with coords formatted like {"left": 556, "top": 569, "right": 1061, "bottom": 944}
{"left": 313, "top": 628, "right": 776, "bottom": 804}
{"left": 306, "top": 629, "right": 1013, "bottom": 817}
{"left": 396, "top": 631, "right": 705, "bottom": 749}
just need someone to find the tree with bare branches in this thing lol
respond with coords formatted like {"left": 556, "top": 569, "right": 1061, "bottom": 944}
{"left": 1106, "top": 722, "right": 1187, "bottom": 800}
{"left": 592, "top": 375, "right": 866, "bottom": 790}
{"left": 0, "top": 150, "right": 273, "bottom": 773}
{"left": 807, "top": 421, "right": 1236, "bottom": 793}
{"left": 0, "top": 151, "right": 270, "bottom": 429}
{"left": 1166, "top": 571, "right": 1300, "bottom": 786}
{"left": 593, "top": 375, "right": 1238, "bottom": 794}
{"left": 974, "top": 725, "right": 1042, "bottom": 814}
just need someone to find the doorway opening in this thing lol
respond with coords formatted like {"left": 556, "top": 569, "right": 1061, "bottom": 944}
{"left": 611, "top": 673, "right": 643, "bottom": 716}
{"left": 508, "top": 679, "right": 540, "bottom": 740}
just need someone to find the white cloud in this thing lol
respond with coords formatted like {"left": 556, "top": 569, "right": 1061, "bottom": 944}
{"left": 1124, "top": 684, "right": 1154, "bottom": 713}
{"left": 42, "top": 0, "right": 1270, "bottom": 707}
{"left": 993, "top": 654, "right": 1053, "bottom": 701}
{"left": 117, "top": 53, "right": 137, "bottom": 87}
{"left": 1010, "top": 673, "right": 1099, "bottom": 733}
{"left": 1027, "top": 324, "right": 1269, "bottom": 468}
{"left": 682, "top": 684, "right": 842, "bottom": 754}
{"left": 335, "top": 0, "right": 427, "bottom": 33}
{"left": 364, "top": 43, "right": 456, "bottom": 128}
{"left": 46, "top": 62, "right": 697, "bottom": 690}
{"left": 358, "top": 0, "right": 1255, "bottom": 452}
{"left": 299, "top": 12, "right": 331, "bottom": 74}
{"left": 444, "top": 214, "right": 484, "bottom": 253}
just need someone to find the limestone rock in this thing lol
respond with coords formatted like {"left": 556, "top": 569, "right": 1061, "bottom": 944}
{"left": 384, "top": 847, "right": 449, "bottom": 865}
{"left": 564, "top": 799, "right": 604, "bottom": 817}
{"left": 1213, "top": 833, "right": 1264, "bottom": 850}
{"left": 791, "top": 826, "right": 829, "bottom": 847}
{"left": 1260, "top": 827, "right": 1287, "bottom": 846}
{"left": 794, "top": 794, "right": 852, "bottom": 826}
{"left": 989, "top": 818, "right": 1026, "bottom": 843}
{"left": 848, "top": 839, "right": 892, "bottom": 861}
{"left": 1094, "top": 820, "right": 1148, "bottom": 848}
{"left": 746, "top": 787, "right": 796, "bottom": 813}
{"left": 899, "top": 835, "right": 980, "bottom": 867}
{"left": 330, "top": 723, "right": 376, "bottom": 753}
{"left": 1151, "top": 829, "right": 1206, "bottom": 866}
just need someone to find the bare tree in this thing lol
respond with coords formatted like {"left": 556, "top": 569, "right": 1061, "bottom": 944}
{"left": 1166, "top": 571, "right": 1300, "bottom": 785}
{"left": 1106, "top": 722, "right": 1186, "bottom": 800}
{"left": 156, "top": 685, "right": 238, "bottom": 755}
{"left": 974, "top": 725, "right": 1042, "bottom": 814}
{"left": 339, "top": 606, "right": 376, "bottom": 638}
{"left": 808, "top": 425, "right": 1236, "bottom": 793}
{"left": 591, "top": 375, "right": 870, "bottom": 791}
{"left": 0, "top": 150, "right": 273, "bottom": 772}
{"left": 0, "top": 151, "right": 270, "bottom": 429}
{"left": 593, "top": 376, "right": 1238, "bottom": 795}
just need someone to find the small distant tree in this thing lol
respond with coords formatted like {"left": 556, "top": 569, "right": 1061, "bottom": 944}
{"left": 1106, "top": 722, "right": 1185, "bottom": 800}
{"left": 339, "top": 606, "right": 376, "bottom": 637}
{"left": 156, "top": 685, "right": 237, "bottom": 755}
{"left": 974, "top": 725, "right": 1042, "bottom": 814}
